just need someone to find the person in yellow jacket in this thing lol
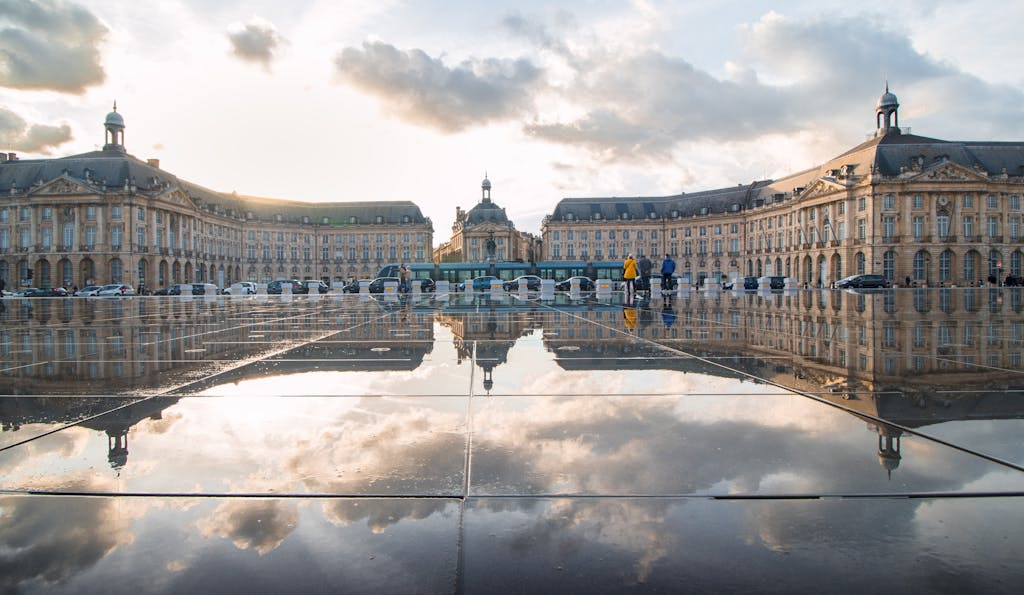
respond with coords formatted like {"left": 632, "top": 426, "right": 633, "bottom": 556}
{"left": 623, "top": 306, "right": 638, "bottom": 331}
{"left": 623, "top": 254, "right": 638, "bottom": 299}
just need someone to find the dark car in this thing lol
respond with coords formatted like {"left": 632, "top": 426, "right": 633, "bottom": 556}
{"left": 503, "top": 275, "right": 542, "bottom": 291}
{"left": 267, "top": 280, "right": 309, "bottom": 294}
{"left": 24, "top": 287, "right": 69, "bottom": 297}
{"left": 837, "top": 274, "right": 890, "bottom": 289}
{"left": 341, "top": 280, "right": 363, "bottom": 293}
{"left": 555, "top": 276, "right": 595, "bottom": 291}
{"left": 458, "top": 276, "right": 499, "bottom": 292}
{"left": 367, "top": 277, "right": 401, "bottom": 293}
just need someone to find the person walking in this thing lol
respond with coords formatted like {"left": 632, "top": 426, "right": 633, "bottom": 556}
{"left": 638, "top": 254, "right": 652, "bottom": 294}
{"left": 399, "top": 264, "right": 411, "bottom": 293}
{"left": 623, "top": 254, "right": 637, "bottom": 300}
{"left": 659, "top": 254, "right": 675, "bottom": 294}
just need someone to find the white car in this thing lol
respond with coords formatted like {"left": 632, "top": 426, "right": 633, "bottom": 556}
{"left": 74, "top": 285, "right": 103, "bottom": 296}
{"left": 223, "top": 281, "right": 257, "bottom": 295}
{"left": 96, "top": 284, "right": 135, "bottom": 296}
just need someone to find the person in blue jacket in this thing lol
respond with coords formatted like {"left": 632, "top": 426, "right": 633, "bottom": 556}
{"left": 660, "top": 254, "right": 676, "bottom": 292}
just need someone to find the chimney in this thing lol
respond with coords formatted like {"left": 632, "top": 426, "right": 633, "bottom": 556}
{"left": 7, "top": 152, "right": 16, "bottom": 161}
{"left": 0, "top": 153, "right": 7, "bottom": 163}
{"left": 147, "top": 158, "right": 160, "bottom": 168}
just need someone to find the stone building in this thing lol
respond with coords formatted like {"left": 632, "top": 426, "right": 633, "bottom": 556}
{"left": 0, "top": 107, "right": 433, "bottom": 290}
{"left": 542, "top": 88, "right": 1024, "bottom": 287}
{"left": 433, "top": 176, "right": 537, "bottom": 263}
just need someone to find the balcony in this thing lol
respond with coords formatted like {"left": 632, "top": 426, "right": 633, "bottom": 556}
{"left": 801, "top": 243, "right": 811, "bottom": 250}
{"left": 829, "top": 240, "right": 840, "bottom": 247}
{"left": 159, "top": 247, "right": 169, "bottom": 255}
{"left": 940, "top": 235, "right": 957, "bottom": 243}
{"left": 79, "top": 245, "right": 91, "bottom": 252}
{"left": 990, "top": 235, "right": 1004, "bottom": 243}
{"left": 962, "top": 235, "right": 981, "bottom": 243}
{"left": 140, "top": 246, "right": 149, "bottom": 253}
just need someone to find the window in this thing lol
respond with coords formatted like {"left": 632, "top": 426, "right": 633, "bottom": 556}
{"left": 882, "top": 216, "right": 895, "bottom": 239}
{"left": 0, "top": 229, "right": 7, "bottom": 249}
{"left": 883, "top": 194, "right": 894, "bottom": 210}
{"left": 85, "top": 226, "right": 96, "bottom": 248}
{"left": 937, "top": 214, "right": 950, "bottom": 239}
{"left": 552, "top": 231, "right": 559, "bottom": 241}
{"left": 86, "top": 206, "right": 96, "bottom": 220}
{"left": 137, "top": 228, "right": 145, "bottom": 248}
{"left": 939, "top": 250, "right": 952, "bottom": 281}
{"left": 62, "top": 223, "right": 74, "bottom": 247}
{"left": 1011, "top": 216, "right": 1021, "bottom": 241}
{"left": 963, "top": 215, "right": 974, "bottom": 239}
{"left": 987, "top": 194, "right": 998, "bottom": 209}
{"left": 913, "top": 195, "right": 923, "bottom": 210}
{"left": 883, "top": 251, "right": 895, "bottom": 280}
{"left": 858, "top": 196, "right": 866, "bottom": 211}
{"left": 112, "top": 206, "right": 121, "bottom": 219}
{"left": 19, "top": 207, "right": 30, "bottom": 222}
{"left": 963, "top": 194, "right": 974, "bottom": 208}
{"left": 912, "top": 216, "right": 924, "bottom": 240}
{"left": 0, "top": 209, "right": 7, "bottom": 223}
{"left": 964, "top": 252, "right": 976, "bottom": 282}
{"left": 838, "top": 202, "right": 845, "bottom": 215}
{"left": 1011, "top": 195, "right": 1021, "bottom": 211}
{"left": 987, "top": 216, "right": 999, "bottom": 238}
{"left": 857, "top": 219, "right": 865, "bottom": 241}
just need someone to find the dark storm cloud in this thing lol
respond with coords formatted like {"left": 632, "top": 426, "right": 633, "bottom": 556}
{"left": 0, "top": 106, "right": 72, "bottom": 153}
{"left": 0, "top": 0, "right": 107, "bottom": 93}
{"left": 333, "top": 40, "right": 544, "bottom": 132}
{"left": 227, "top": 18, "right": 284, "bottom": 68}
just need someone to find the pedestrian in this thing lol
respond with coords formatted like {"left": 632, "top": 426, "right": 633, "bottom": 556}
{"left": 623, "top": 254, "right": 637, "bottom": 299}
{"left": 638, "top": 254, "right": 652, "bottom": 294}
{"left": 623, "top": 305, "right": 637, "bottom": 331}
{"left": 659, "top": 254, "right": 675, "bottom": 293}
{"left": 905, "top": 275, "right": 912, "bottom": 288}
{"left": 399, "top": 264, "right": 410, "bottom": 293}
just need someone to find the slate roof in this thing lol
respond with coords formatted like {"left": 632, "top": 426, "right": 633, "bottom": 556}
{"left": 0, "top": 147, "right": 429, "bottom": 227}
{"left": 549, "top": 130, "right": 1024, "bottom": 221}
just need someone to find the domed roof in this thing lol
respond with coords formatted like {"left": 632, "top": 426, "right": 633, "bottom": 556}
{"left": 465, "top": 200, "right": 509, "bottom": 225}
{"left": 105, "top": 103, "right": 124, "bottom": 128}
{"left": 482, "top": 176, "right": 491, "bottom": 190}
{"left": 876, "top": 86, "right": 898, "bottom": 110}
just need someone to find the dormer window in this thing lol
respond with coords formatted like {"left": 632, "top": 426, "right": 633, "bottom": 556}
{"left": 671, "top": 210, "right": 679, "bottom": 218}
{"left": 593, "top": 212, "right": 602, "bottom": 221}
{"left": 275, "top": 214, "right": 283, "bottom": 222}
{"left": 621, "top": 212, "right": 629, "bottom": 220}
{"left": 649, "top": 212, "right": 657, "bottom": 219}
{"left": 402, "top": 215, "right": 411, "bottom": 223}
{"left": 375, "top": 215, "right": 384, "bottom": 224}
{"left": 322, "top": 216, "right": 329, "bottom": 224}
{"left": 302, "top": 216, "right": 310, "bottom": 224}
{"left": 566, "top": 213, "right": 574, "bottom": 221}
{"left": 349, "top": 216, "right": 358, "bottom": 224}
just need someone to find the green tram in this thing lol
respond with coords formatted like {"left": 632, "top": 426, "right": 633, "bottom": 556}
{"left": 376, "top": 260, "right": 628, "bottom": 284}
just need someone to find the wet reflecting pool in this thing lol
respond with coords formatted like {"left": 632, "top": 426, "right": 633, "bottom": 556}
{"left": 1, "top": 288, "right": 1023, "bottom": 593}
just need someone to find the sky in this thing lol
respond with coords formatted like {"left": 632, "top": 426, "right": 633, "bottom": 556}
{"left": 2, "top": 0, "right": 1024, "bottom": 244}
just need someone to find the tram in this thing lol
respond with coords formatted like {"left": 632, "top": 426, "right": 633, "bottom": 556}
{"left": 376, "top": 260, "right": 628, "bottom": 284}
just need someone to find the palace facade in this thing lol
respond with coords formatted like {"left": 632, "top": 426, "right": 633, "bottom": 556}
{"left": 0, "top": 107, "right": 433, "bottom": 290}
{"left": 542, "top": 88, "right": 1024, "bottom": 287}
{"left": 433, "top": 176, "right": 537, "bottom": 263}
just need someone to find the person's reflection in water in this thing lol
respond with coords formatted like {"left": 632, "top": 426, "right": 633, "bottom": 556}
{"left": 623, "top": 305, "right": 637, "bottom": 332}
{"left": 661, "top": 301, "right": 676, "bottom": 329}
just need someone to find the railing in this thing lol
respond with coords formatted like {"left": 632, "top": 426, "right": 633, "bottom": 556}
{"left": 882, "top": 235, "right": 900, "bottom": 244}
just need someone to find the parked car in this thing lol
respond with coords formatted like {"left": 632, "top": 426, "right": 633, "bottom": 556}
{"left": 457, "top": 276, "right": 499, "bottom": 292}
{"left": 223, "top": 281, "right": 257, "bottom": 295}
{"left": 555, "top": 276, "right": 596, "bottom": 291}
{"left": 267, "top": 280, "right": 308, "bottom": 295}
{"left": 190, "top": 283, "right": 220, "bottom": 295}
{"left": 341, "top": 280, "right": 364, "bottom": 293}
{"left": 503, "top": 275, "right": 542, "bottom": 291}
{"left": 73, "top": 285, "right": 102, "bottom": 296}
{"left": 367, "top": 277, "right": 401, "bottom": 293}
{"left": 96, "top": 284, "right": 135, "bottom": 296}
{"left": 24, "top": 287, "right": 70, "bottom": 297}
{"left": 837, "top": 274, "right": 890, "bottom": 289}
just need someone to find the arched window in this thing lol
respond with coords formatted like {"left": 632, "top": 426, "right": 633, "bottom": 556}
{"left": 989, "top": 250, "right": 1002, "bottom": 279}
{"left": 1011, "top": 250, "right": 1022, "bottom": 277}
{"left": 856, "top": 252, "right": 866, "bottom": 275}
{"left": 883, "top": 251, "right": 895, "bottom": 281}
{"left": 939, "top": 250, "right": 952, "bottom": 281}
{"left": 963, "top": 251, "right": 977, "bottom": 283}
{"left": 110, "top": 258, "right": 123, "bottom": 283}
{"left": 913, "top": 251, "right": 928, "bottom": 281}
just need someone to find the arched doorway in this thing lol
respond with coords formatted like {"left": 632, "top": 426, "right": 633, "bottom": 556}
{"left": 159, "top": 260, "right": 168, "bottom": 286}
{"left": 829, "top": 253, "right": 842, "bottom": 283}
{"left": 58, "top": 258, "right": 73, "bottom": 287}
{"left": 80, "top": 258, "right": 95, "bottom": 286}
{"left": 35, "top": 258, "right": 51, "bottom": 287}
{"left": 802, "top": 255, "right": 813, "bottom": 285}
{"left": 963, "top": 250, "right": 980, "bottom": 285}
{"left": 816, "top": 254, "right": 827, "bottom": 287}
{"left": 109, "top": 258, "right": 123, "bottom": 283}
{"left": 184, "top": 262, "right": 193, "bottom": 283}
{"left": 172, "top": 261, "right": 181, "bottom": 284}
{"left": 138, "top": 259, "right": 149, "bottom": 288}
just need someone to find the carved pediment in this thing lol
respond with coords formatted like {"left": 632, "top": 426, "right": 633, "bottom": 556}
{"left": 799, "top": 178, "right": 847, "bottom": 200}
{"left": 29, "top": 175, "right": 97, "bottom": 196}
{"left": 157, "top": 188, "right": 192, "bottom": 207}
{"left": 910, "top": 161, "right": 989, "bottom": 182}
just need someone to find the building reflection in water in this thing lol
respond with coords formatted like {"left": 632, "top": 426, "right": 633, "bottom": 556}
{"left": 1, "top": 289, "right": 1021, "bottom": 476}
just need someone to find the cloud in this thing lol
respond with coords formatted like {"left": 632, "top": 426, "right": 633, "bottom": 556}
{"left": 334, "top": 40, "right": 544, "bottom": 132}
{"left": 227, "top": 17, "right": 284, "bottom": 69}
{"left": 0, "top": 107, "right": 72, "bottom": 153}
{"left": 197, "top": 500, "right": 298, "bottom": 555}
{"left": 0, "top": 0, "right": 107, "bottom": 93}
